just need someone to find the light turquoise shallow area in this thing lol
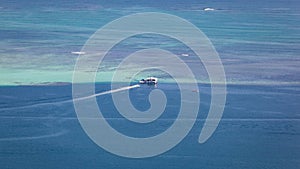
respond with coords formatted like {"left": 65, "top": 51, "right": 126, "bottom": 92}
{"left": 0, "top": 0, "right": 299, "bottom": 85}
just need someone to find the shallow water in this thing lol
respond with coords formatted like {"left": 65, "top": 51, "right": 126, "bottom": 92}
{"left": 0, "top": 0, "right": 299, "bottom": 85}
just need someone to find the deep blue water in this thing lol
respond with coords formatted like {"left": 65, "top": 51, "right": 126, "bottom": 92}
{"left": 0, "top": 83, "right": 299, "bottom": 168}
{"left": 0, "top": 0, "right": 300, "bottom": 168}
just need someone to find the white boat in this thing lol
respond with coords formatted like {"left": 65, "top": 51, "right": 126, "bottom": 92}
{"left": 139, "top": 77, "right": 158, "bottom": 84}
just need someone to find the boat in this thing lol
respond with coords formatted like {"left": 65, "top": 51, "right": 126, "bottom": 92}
{"left": 139, "top": 77, "right": 158, "bottom": 84}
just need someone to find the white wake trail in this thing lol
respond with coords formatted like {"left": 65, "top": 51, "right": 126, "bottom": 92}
{"left": 73, "top": 84, "right": 140, "bottom": 101}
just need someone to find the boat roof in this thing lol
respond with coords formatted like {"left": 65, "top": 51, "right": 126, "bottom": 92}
{"left": 146, "top": 77, "right": 157, "bottom": 79}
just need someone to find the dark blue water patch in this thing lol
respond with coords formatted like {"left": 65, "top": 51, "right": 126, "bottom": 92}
{"left": 0, "top": 83, "right": 300, "bottom": 169}
{"left": 1, "top": 117, "right": 299, "bottom": 169}
{"left": 97, "top": 83, "right": 182, "bottom": 138}
{"left": 224, "top": 84, "right": 300, "bottom": 119}
{"left": 0, "top": 84, "right": 72, "bottom": 109}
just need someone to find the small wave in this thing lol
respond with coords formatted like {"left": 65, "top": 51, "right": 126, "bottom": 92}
{"left": 161, "top": 155, "right": 200, "bottom": 159}
{"left": 263, "top": 8, "right": 291, "bottom": 11}
{"left": 195, "top": 79, "right": 300, "bottom": 87}
{"left": 0, "top": 100, "right": 72, "bottom": 111}
{"left": 29, "top": 82, "right": 71, "bottom": 86}
{"left": 7, "top": 82, "right": 72, "bottom": 86}
{"left": 224, "top": 81, "right": 300, "bottom": 86}
{"left": 0, "top": 129, "right": 68, "bottom": 142}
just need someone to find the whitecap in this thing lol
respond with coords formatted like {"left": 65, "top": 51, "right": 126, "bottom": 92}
{"left": 71, "top": 51, "right": 86, "bottom": 55}
{"left": 0, "top": 129, "right": 68, "bottom": 141}
{"left": 203, "top": 7, "right": 215, "bottom": 11}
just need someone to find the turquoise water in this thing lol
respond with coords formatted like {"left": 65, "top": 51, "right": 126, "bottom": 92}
{"left": 0, "top": 0, "right": 300, "bottom": 168}
{"left": 0, "top": 0, "right": 299, "bottom": 85}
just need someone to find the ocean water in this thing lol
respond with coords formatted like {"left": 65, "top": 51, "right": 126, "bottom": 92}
{"left": 0, "top": 0, "right": 300, "bottom": 168}
{"left": 1, "top": 0, "right": 299, "bottom": 85}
